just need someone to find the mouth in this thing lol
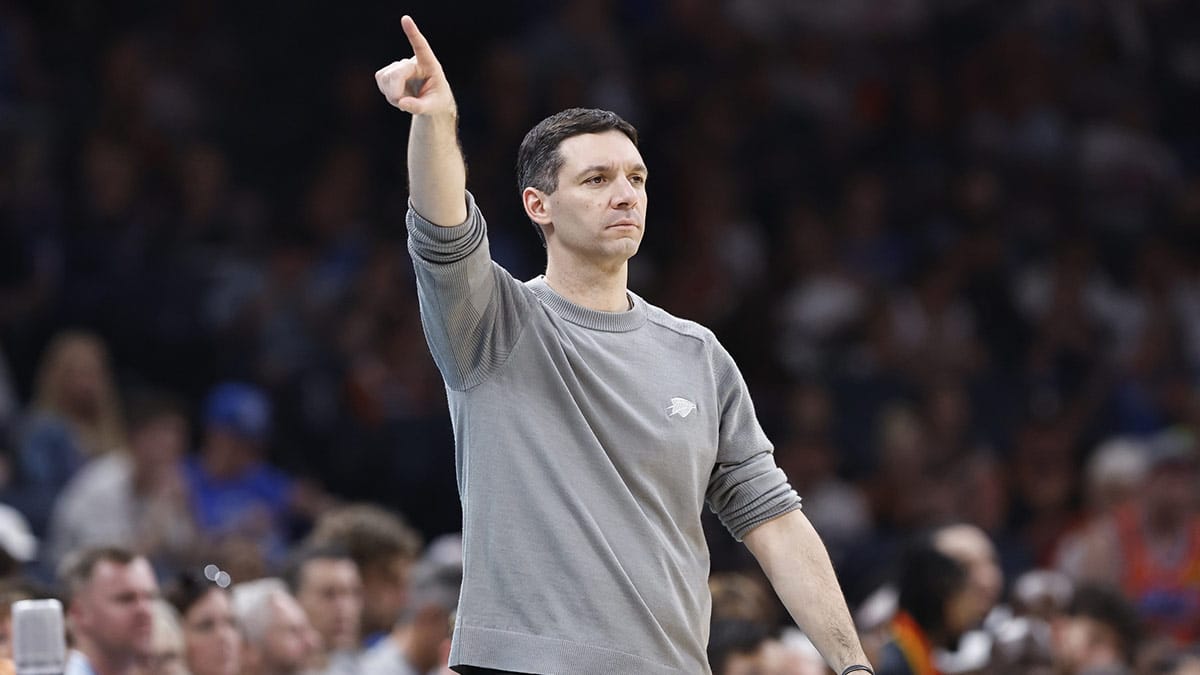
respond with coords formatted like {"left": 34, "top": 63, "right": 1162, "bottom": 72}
{"left": 606, "top": 220, "right": 640, "bottom": 230}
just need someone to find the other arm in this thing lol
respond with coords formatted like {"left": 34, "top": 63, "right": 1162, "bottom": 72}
{"left": 743, "top": 510, "right": 873, "bottom": 674}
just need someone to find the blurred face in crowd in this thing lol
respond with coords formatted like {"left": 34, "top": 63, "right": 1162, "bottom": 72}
{"left": 527, "top": 130, "right": 647, "bottom": 267}
{"left": 1052, "top": 614, "right": 1122, "bottom": 673}
{"left": 255, "top": 594, "right": 318, "bottom": 675}
{"left": 130, "top": 412, "right": 188, "bottom": 489}
{"left": 70, "top": 557, "right": 158, "bottom": 662}
{"left": 295, "top": 558, "right": 363, "bottom": 651}
{"left": 721, "top": 638, "right": 788, "bottom": 675}
{"left": 360, "top": 555, "right": 412, "bottom": 637}
{"left": 51, "top": 337, "right": 109, "bottom": 418}
{"left": 1144, "top": 461, "right": 1199, "bottom": 523}
{"left": 182, "top": 588, "right": 240, "bottom": 675}
{"left": 935, "top": 524, "right": 1003, "bottom": 627}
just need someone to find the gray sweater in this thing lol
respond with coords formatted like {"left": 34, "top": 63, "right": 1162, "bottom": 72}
{"left": 408, "top": 193, "right": 800, "bottom": 674}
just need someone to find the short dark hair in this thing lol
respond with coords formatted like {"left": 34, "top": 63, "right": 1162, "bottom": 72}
{"left": 58, "top": 546, "right": 140, "bottom": 608}
{"left": 516, "top": 108, "right": 638, "bottom": 243}
{"left": 306, "top": 504, "right": 421, "bottom": 572}
{"left": 897, "top": 536, "right": 967, "bottom": 638}
{"left": 1066, "top": 584, "right": 1142, "bottom": 664}
{"left": 282, "top": 544, "right": 355, "bottom": 594}
{"left": 164, "top": 567, "right": 230, "bottom": 619}
{"left": 707, "top": 619, "right": 771, "bottom": 675}
{"left": 125, "top": 388, "right": 188, "bottom": 434}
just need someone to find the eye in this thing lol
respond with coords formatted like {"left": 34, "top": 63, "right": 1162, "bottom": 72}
{"left": 585, "top": 175, "right": 605, "bottom": 185}
{"left": 629, "top": 174, "right": 645, "bottom": 186}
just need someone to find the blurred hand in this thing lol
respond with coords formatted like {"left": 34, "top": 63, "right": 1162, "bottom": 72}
{"left": 375, "top": 15, "right": 456, "bottom": 117}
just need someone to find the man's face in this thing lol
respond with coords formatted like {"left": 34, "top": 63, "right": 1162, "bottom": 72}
{"left": 361, "top": 555, "right": 412, "bottom": 636}
{"left": 71, "top": 557, "right": 158, "bottom": 660}
{"left": 295, "top": 558, "right": 362, "bottom": 651}
{"left": 261, "top": 595, "right": 317, "bottom": 675}
{"left": 935, "top": 525, "right": 1002, "bottom": 625}
{"left": 534, "top": 130, "right": 648, "bottom": 267}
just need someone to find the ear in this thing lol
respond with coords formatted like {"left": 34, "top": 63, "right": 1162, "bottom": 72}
{"left": 522, "top": 187, "right": 553, "bottom": 228}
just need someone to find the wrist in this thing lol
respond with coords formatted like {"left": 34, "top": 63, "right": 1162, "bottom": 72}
{"left": 840, "top": 666, "right": 873, "bottom": 675}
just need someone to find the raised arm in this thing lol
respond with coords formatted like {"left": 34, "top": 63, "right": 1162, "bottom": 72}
{"left": 743, "top": 510, "right": 874, "bottom": 675}
{"left": 375, "top": 15, "right": 467, "bottom": 226}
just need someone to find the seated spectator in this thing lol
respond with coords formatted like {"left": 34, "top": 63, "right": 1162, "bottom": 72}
{"left": 4, "top": 331, "right": 126, "bottom": 535}
{"left": 284, "top": 545, "right": 362, "bottom": 675}
{"left": 305, "top": 503, "right": 422, "bottom": 647}
{"left": 877, "top": 537, "right": 976, "bottom": 675}
{"left": 1071, "top": 428, "right": 1200, "bottom": 645}
{"left": 184, "top": 382, "right": 316, "bottom": 565}
{"left": 47, "top": 389, "right": 196, "bottom": 572}
{"left": 164, "top": 566, "right": 240, "bottom": 675}
{"left": 706, "top": 619, "right": 785, "bottom": 675}
{"left": 59, "top": 546, "right": 158, "bottom": 675}
{"left": 360, "top": 554, "right": 461, "bottom": 675}
{"left": 1051, "top": 584, "right": 1140, "bottom": 675}
{"left": 231, "top": 578, "right": 317, "bottom": 675}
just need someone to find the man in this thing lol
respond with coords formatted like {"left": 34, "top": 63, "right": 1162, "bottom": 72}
{"left": 231, "top": 578, "right": 318, "bottom": 675}
{"left": 305, "top": 503, "right": 422, "bottom": 647}
{"left": 360, "top": 556, "right": 462, "bottom": 675}
{"left": 1073, "top": 428, "right": 1200, "bottom": 645}
{"left": 707, "top": 620, "right": 788, "bottom": 675}
{"left": 59, "top": 546, "right": 159, "bottom": 675}
{"left": 374, "top": 15, "right": 872, "bottom": 675}
{"left": 1051, "top": 584, "right": 1140, "bottom": 675}
{"left": 877, "top": 541, "right": 971, "bottom": 675}
{"left": 285, "top": 546, "right": 363, "bottom": 675}
{"left": 47, "top": 390, "right": 196, "bottom": 570}
{"left": 183, "top": 382, "right": 292, "bottom": 561}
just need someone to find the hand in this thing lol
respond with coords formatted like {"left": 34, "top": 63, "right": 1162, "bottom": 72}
{"left": 375, "top": 15, "right": 456, "bottom": 117}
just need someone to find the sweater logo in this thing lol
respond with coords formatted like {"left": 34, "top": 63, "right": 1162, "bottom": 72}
{"left": 667, "top": 397, "right": 697, "bottom": 418}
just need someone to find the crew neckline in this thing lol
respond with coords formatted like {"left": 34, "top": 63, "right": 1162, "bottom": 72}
{"left": 528, "top": 276, "right": 647, "bottom": 332}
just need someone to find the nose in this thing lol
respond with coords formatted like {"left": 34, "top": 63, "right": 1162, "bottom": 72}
{"left": 612, "top": 175, "right": 638, "bottom": 209}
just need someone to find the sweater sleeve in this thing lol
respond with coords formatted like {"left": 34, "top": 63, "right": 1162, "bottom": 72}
{"left": 704, "top": 343, "right": 801, "bottom": 541}
{"left": 407, "top": 191, "right": 532, "bottom": 391}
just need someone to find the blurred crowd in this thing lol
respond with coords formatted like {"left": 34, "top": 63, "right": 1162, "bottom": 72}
{"left": 2, "top": 0, "right": 1200, "bottom": 673}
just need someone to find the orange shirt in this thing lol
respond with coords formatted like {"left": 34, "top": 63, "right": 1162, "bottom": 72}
{"left": 1114, "top": 505, "right": 1200, "bottom": 644}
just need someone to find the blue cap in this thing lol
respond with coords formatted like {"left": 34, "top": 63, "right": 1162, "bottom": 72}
{"left": 204, "top": 382, "right": 271, "bottom": 441}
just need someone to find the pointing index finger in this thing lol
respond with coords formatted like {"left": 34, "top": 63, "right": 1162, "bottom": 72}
{"left": 401, "top": 15, "right": 438, "bottom": 67}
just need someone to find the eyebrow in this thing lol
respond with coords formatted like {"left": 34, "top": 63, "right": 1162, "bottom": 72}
{"left": 573, "top": 163, "right": 649, "bottom": 181}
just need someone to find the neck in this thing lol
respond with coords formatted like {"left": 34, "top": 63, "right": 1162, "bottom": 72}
{"left": 544, "top": 254, "right": 630, "bottom": 312}
{"left": 76, "top": 644, "right": 140, "bottom": 675}
{"left": 392, "top": 625, "right": 421, "bottom": 668}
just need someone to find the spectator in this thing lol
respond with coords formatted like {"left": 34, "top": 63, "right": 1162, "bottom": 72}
{"left": 876, "top": 538, "right": 973, "bottom": 675}
{"left": 304, "top": 503, "right": 422, "bottom": 647}
{"left": 183, "top": 382, "right": 311, "bottom": 565}
{"left": 1051, "top": 584, "right": 1140, "bottom": 675}
{"left": 5, "top": 331, "right": 126, "bottom": 534}
{"left": 284, "top": 545, "right": 363, "bottom": 675}
{"left": 231, "top": 578, "right": 317, "bottom": 675}
{"left": 164, "top": 566, "right": 240, "bottom": 675}
{"left": 59, "top": 546, "right": 158, "bottom": 675}
{"left": 147, "top": 599, "right": 190, "bottom": 675}
{"left": 360, "top": 555, "right": 461, "bottom": 675}
{"left": 47, "top": 389, "right": 196, "bottom": 571}
{"left": 707, "top": 619, "right": 785, "bottom": 675}
{"left": 1071, "top": 428, "right": 1200, "bottom": 645}
{"left": 1055, "top": 436, "right": 1149, "bottom": 578}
